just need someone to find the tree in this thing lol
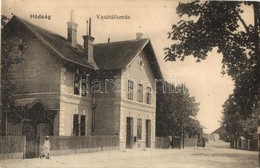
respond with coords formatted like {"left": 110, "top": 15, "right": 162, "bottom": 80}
{"left": 156, "top": 82, "right": 201, "bottom": 138}
{"left": 222, "top": 95, "right": 258, "bottom": 140}
{"left": 164, "top": 1, "right": 260, "bottom": 116}
{"left": 1, "top": 15, "right": 24, "bottom": 135}
{"left": 1, "top": 15, "right": 9, "bottom": 29}
{"left": 164, "top": 1, "right": 260, "bottom": 144}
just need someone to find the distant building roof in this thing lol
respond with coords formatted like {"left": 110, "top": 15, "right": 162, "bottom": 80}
{"left": 212, "top": 125, "right": 225, "bottom": 134}
{"left": 199, "top": 124, "right": 207, "bottom": 129}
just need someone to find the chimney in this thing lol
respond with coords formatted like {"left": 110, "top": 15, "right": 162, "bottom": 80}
{"left": 136, "top": 32, "right": 143, "bottom": 39}
{"left": 83, "top": 18, "right": 95, "bottom": 63}
{"left": 67, "top": 10, "right": 78, "bottom": 47}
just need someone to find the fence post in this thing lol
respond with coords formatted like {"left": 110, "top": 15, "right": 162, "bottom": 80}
{"left": 23, "top": 136, "right": 26, "bottom": 159}
{"left": 75, "top": 136, "right": 77, "bottom": 154}
{"left": 101, "top": 136, "right": 103, "bottom": 151}
{"left": 111, "top": 136, "right": 113, "bottom": 150}
{"left": 38, "top": 137, "right": 40, "bottom": 158}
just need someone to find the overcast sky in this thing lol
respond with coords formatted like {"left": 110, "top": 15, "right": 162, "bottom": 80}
{"left": 2, "top": 0, "right": 242, "bottom": 133}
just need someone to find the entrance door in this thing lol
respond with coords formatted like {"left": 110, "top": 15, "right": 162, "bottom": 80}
{"left": 23, "top": 122, "right": 39, "bottom": 158}
{"left": 26, "top": 136, "right": 39, "bottom": 158}
{"left": 126, "top": 117, "right": 133, "bottom": 148}
{"left": 146, "top": 120, "right": 151, "bottom": 148}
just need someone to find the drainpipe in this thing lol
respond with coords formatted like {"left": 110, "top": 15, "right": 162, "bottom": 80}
{"left": 91, "top": 92, "right": 96, "bottom": 135}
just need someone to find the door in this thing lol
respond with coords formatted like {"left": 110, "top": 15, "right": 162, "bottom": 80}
{"left": 26, "top": 136, "right": 39, "bottom": 158}
{"left": 146, "top": 120, "right": 151, "bottom": 148}
{"left": 126, "top": 117, "right": 133, "bottom": 148}
{"left": 23, "top": 122, "right": 39, "bottom": 158}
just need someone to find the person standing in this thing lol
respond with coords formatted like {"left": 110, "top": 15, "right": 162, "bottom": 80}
{"left": 168, "top": 135, "right": 173, "bottom": 148}
{"left": 41, "top": 136, "right": 51, "bottom": 159}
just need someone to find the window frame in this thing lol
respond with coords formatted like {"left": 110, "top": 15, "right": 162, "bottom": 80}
{"left": 138, "top": 84, "right": 143, "bottom": 102}
{"left": 73, "top": 114, "right": 79, "bottom": 136}
{"left": 73, "top": 114, "right": 86, "bottom": 136}
{"left": 146, "top": 87, "right": 151, "bottom": 104}
{"left": 128, "top": 80, "right": 134, "bottom": 100}
{"left": 137, "top": 118, "right": 142, "bottom": 140}
{"left": 74, "top": 71, "right": 80, "bottom": 95}
{"left": 80, "top": 115, "right": 86, "bottom": 136}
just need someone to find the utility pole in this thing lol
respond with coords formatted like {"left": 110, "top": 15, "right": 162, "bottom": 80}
{"left": 180, "top": 83, "right": 185, "bottom": 149}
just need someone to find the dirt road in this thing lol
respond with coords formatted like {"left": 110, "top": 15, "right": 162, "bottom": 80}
{"left": 0, "top": 142, "right": 258, "bottom": 168}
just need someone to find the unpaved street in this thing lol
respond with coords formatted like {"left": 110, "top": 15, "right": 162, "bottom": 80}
{"left": 0, "top": 142, "right": 258, "bottom": 168}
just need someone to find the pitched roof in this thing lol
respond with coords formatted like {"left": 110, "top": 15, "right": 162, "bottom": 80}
{"left": 15, "top": 98, "right": 48, "bottom": 109}
{"left": 4, "top": 16, "right": 96, "bottom": 69}
{"left": 94, "top": 39, "right": 148, "bottom": 69}
{"left": 199, "top": 124, "right": 207, "bottom": 129}
{"left": 4, "top": 16, "right": 163, "bottom": 79}
{"left": 94, "top": 39, "right": 163, "bottom": 79}
{"left": 211, "top": 125, "right": 225, "bottom": 134}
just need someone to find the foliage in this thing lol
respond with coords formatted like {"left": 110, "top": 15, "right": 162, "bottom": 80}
{"left": 1, "top": 15, "right": 24, "bottom": 124}
{"left": 164, "top": 1, "right": 260, "bottom": 137}
{"left": 156, "top": 82, "right": 201, "bottom": 137}
{"left": 222, "top": 95, "right": 258, "bottom": 139}
{"left": 1, "top": 15, "right": 9, "bottom": 29}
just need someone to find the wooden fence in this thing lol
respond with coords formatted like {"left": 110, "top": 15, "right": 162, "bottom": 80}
{"left": 0, "top": 135, "right": 119, "bottom": 159}
{"left": 0, "top": 136, "right": 26, "bottom": 159}
{"left": 184, "top": 138, "right": 198, "bottom": 147}
{"left": 155, "top": 137, "right": 171, "bottom": 149}
{"left": 230, "top": 139, "right": 258, "bottom": 151}
{"left": 155, "top": 137, "right": 198, "bottom": 149}
{"left": 39, "top": 135, "right": 119, "bottom": 156}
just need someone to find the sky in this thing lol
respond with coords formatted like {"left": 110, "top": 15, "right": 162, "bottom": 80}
{"left": 2, "top": 0, "right": 240, "bottom": 133}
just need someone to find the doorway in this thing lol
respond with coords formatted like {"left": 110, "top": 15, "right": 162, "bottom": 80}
{"left": 146, "top": 119, "right": 151, "bottom": 148}
{"left": 126, "top": 117, "right": 133, "bottom": 148}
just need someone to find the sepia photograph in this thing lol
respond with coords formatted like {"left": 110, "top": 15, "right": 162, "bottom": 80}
{"left": 0, "top": 0, "right": 259, "bottom": 167}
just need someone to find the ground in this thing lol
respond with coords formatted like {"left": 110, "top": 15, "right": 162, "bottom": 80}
{"left": 0, "top": 141, "right": 258, "bottom": 168}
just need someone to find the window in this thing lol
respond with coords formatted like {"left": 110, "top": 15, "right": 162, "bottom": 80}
{"left": 80, "top": 115, "right": 86, "bottom": 136}
{"left": 74, "top": 69, "right": 90, "bottom": 96}
{"left": 137, "top": 118, "right": 142, "bottom": 140}
{"left": 74, "top": 70, "right": 80, "bottom": 95}
{"left": 81, "top": 74, "right": 88, "bottom": 96}
{"left": 73, "top": 114, "right": 79, "bottom": 135}
{"left": 138, "top": 84, "right": 143, "bottom": 102}
{"left": 128, "top": 80, "right": 133, "bottom": 100}
{"left": 73, "top": 114, "right": 86, "bottom": 136}
{"left": 146, "top": 87, "right": 151, "bottom": 104}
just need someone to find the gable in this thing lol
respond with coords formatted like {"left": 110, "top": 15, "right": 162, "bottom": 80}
{"left": 94, "top": 39, "right": 163, "bottom": 79}
{"left": 3, "top": 16, "right": 96, "bottom": 70}
{"left": 94, "top": 39, "right": 148, "bottom": 70}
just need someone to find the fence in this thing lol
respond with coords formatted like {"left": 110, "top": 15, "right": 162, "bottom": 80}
{"left": 0, "top": 135, "right": 119, "bottom": 159}
{"left": 184, "top": 138, "right": 198, "bottom": 147}
{"left": 155, "top": 137, "right": 198, "bottom": 149}
{"left": 0, "top": 136, "right": 26, "bottom": 159}
{"left": 155, "top": 137, "right": 171, "bottom": 149}
{"left": 230, "top": 139, "right": 258, "bottom": 151}
{"left": 39, "top": 135, "right": 119, "bottom": 156}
